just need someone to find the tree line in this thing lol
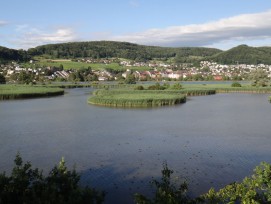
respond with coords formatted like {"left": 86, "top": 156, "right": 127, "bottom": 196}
{"left": 3, "top": 41, "right": 271, "bottom": 65}
{"left": 27, "top": 41, "right": 221, "bottom": 62}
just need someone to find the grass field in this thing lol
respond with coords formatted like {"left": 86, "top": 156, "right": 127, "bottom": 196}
{"left": 22, "top": 59, "right": 151, "bottom": 71}
{"left": 0, "top": 85, "right": 64, "bottom": 100}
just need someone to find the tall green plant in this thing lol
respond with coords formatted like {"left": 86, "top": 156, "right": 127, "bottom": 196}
{"left": 134, "top": 163, "right": 192, "bottom": 204}
{"left": 0, "top": 154, "right": 105, "bottom": 204}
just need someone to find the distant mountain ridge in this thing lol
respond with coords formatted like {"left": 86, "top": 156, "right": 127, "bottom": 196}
{"left": 1, "top": 41, "right": 271, "bottom": 65}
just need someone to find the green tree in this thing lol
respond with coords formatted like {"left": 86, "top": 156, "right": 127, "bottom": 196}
{"left": 203, "top": 162, "right": 271, "bottom": 203}
{"left": 249, "top": 68, "right": 269, "bottom": 87}
{"left": 0, "top": 73, "right": 6, "bottom": 84}
{"left": 124, "top": 74, "right": 136, "bottom": 84}
{"left": 18, "top": 71, "right": 32, "bottom": 84}
{"left": 134, "top": 163, "right": 192, "bottom": 204}
{"left": 0, "top": 153, "right": 105, "bottom": 204}
{"left": 231, "top": 82, "right": 242, "bottom": 87}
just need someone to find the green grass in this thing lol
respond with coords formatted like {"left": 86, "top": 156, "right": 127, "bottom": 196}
{"left": 0, "top": 85, "right": 64, "bottom": 100}
{"left": 22, "top": 59, "right": 152, "bottom": 71}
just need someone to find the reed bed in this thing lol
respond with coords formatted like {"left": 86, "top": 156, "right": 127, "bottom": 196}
{"left": 216, "top": 87, "right": 271, "bottom": 93}
{"left": 0, "top": 85, "right": 64, "bottom": 100}
{"left": 89, "top": 90, "right": 186, "bottom": 107}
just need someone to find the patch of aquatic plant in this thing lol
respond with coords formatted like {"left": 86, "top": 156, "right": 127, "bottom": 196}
{"left": 88, "top": 89, "right": 186, "bottom": 107}
{"left": 0, "top": 85, "right": 64, "bottom": 100}
{"left": 216, "top": 87, "right": 271, "bottom": 93}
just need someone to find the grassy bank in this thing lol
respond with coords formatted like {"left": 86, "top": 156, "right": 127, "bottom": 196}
{"left": 89, "top": 89, "right": 186, "bottom": 107}
{"left": 0, "top": 85, "right": 64, "bottom": 100}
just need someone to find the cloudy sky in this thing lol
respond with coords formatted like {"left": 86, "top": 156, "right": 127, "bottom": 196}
{"left": 1, "top": 0, "right": 271, "bottom": 50}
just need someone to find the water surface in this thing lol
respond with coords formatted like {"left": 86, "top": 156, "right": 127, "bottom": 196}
{"left": 1, "top": 88, "right": 271, "bottom": 203}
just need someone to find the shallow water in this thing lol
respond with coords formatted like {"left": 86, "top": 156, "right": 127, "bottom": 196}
{"left": 1, "top": 88, "right": 271, "bottom": 203}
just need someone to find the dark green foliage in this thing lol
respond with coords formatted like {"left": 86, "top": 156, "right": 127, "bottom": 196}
{"left": 203, "top": 162, "right": 271, "bottom": 203}
{"left": 125, "top": 74, "right": 136, "bottom": 84}
{"left": 28, "top": 41, "right": 221, "bottom": 61}
{"left": 231, "top": 82, "right": 242, "bottom": 87}
{"left": 134, "top": 163, "right": 192, "bottom": 204}
{"left": 249, "top": 68, "right": 270, "bottom": 87}
{"left": 207, "top": 44, "right": 271, "bottom": 65}
{"left": 134, "top": 85, "right": 144, "bottom": 90}
{"left": 0, "top": 73, "right": 6, "bottom": 84}
{"left": 0, "top": 46, "right": 30, "bottom": 63}
{"left": 170, "top": 83, "right": 182, "bottom": 90}
{"left": 147, "top": 83, "right": 167, "bottom": 90}
{"left": 0, "top": 154, "right": 105, "bottom": 204}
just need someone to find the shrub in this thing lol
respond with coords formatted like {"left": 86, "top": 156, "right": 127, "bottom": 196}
{"left": 134, "top": 85, "right": 144, "bottom": 90}
{"left": 170, "top": 83, "right": 182, "bottom": 90}
{"left": 231, "top": 82, "right": 242, "bottom": 87}
{"left": 0, "top": 154, "right": 105, "bottom": 204}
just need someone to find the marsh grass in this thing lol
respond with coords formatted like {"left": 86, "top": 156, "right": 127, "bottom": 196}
{"left": 0, "top": 85, "right": 64, "bottom": 100}
{"left": 88, "top": 87, "right": 217, "bottom": 108}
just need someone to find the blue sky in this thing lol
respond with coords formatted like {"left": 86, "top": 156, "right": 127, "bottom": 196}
{"left": 1, "top": 0, "right": 271, "bottom": 50}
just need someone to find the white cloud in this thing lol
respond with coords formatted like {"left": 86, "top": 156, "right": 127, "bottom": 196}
{"left": 111, "top": 9, "right": 271, "bottom": 47}
{"left": 0, "top": 20, "right": 8, "bottom": 26}
{"left": 11, "top": 25, "right": 78, "bottom": 49}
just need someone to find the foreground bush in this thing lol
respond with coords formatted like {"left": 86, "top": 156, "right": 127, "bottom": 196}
{"left": 0, "top": 154, "right": 105, "bottom": 204}
{"left": 135, "top": 162, "right": 271, "bottom": 204}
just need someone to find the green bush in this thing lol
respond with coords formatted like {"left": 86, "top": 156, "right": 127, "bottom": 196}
{"left": 134, "top": 85, "right": 144, "bottom": 90}
{"left": 0, "top": 154, "right": 105, "bottom": 204}
{"left": 231, "top": 82, "right": 242, "bottom": 87}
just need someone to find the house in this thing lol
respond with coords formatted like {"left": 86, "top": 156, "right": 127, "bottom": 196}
{"left": 213, "top": 75, "right": 223, "bottom": 81}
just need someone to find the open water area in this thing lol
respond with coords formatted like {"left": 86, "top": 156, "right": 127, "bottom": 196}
{"left": 1, "top": 86, "right": 271, "bottom": 203}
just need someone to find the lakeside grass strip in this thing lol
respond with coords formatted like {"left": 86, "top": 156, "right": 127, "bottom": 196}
{"left": 89, "top": 90, "right": 186, "bottom": 107}
{"left": 215, "top": 87, "right": 271, "bottom": 93}
{"left": 0, "top": 85, "right": 64, "bottom": 100}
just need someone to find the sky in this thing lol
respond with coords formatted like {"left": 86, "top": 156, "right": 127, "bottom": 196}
{"left": 1, "top": 0, "right": 271, "bottom": 50}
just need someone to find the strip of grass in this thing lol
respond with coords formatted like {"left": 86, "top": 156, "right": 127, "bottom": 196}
{"left": 0, "top": 85, "right": 64, "bottom": 100}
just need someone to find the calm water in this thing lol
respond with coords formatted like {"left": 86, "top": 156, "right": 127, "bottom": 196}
{"left": 1, "top": 88, "right": 271, "bottom": 203}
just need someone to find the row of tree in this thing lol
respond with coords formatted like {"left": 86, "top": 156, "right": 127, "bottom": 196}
{"left": 28, "top": 41, "right": 221, "bottom": 62}
{"left": 3, "top": 42, "right": 271, "bottom": 65}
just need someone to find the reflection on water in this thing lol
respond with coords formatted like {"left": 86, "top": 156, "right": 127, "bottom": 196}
{"left": 1, "top": 88, "right": 271, "bottom": 203}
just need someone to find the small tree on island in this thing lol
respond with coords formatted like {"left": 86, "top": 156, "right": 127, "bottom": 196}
{"left": 249, "top": 68, "right": 269, "bottom": 87}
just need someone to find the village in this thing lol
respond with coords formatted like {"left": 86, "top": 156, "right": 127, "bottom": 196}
{"left": 1, "top": 59, "right": 271, "bottom": 83}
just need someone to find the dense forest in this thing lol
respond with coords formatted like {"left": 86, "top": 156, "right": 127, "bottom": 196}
{"left": 2, "top": 41, "right": 271, "bottom": 65}
{"left": 27, "top": 41, "right": 222, "bottom": 62}
{"left": 0, "top": 46, "right": 30, "bottom": 63}
{"left": 207, "top": 44, "right": 271, "bottom": 64}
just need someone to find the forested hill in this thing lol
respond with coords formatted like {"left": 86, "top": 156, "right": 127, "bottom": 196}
{"left": 0, "top": 46, "right": 30, "bottom": 63}
{"left": 207, "top": 44, "right": 271, "bottom": 65}
{"left": 27, "top": 41, "right": 222, "bottom": 61}
{"left": 2, "top": 41, "right": 271, "bottom": 65}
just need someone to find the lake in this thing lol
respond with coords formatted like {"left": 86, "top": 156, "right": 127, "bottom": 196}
{"left": 1, "top": 87, "right": 271, "bottom": 203}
